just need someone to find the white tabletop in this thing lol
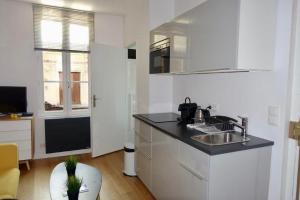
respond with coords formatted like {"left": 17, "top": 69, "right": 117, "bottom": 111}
{"left": 50, "top": 163, "right": 102, "bottom": 200}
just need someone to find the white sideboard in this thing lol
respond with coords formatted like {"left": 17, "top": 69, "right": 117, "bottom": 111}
{"left": 0, "top": 117, "right": 33, "bottom": 169}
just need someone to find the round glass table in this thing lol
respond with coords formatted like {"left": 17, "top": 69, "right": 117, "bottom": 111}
{"left": 50, "top": 163, "right": 102, "bottom": 200}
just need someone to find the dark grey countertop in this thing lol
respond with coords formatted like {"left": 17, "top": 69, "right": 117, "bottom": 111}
{"left": 133, "top": 113, "right": 274, "bottom": 155}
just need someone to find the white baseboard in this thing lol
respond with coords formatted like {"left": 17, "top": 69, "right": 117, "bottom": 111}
{"left": 34, "top": 149, "right": 91, "bottom": 159}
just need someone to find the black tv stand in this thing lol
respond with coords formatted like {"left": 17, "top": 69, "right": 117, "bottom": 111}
{"left": 0, "top": 112, "right": 33, "bottom": 117}
{"left": 21, "top": 112, "right": 33, "bottom": 117}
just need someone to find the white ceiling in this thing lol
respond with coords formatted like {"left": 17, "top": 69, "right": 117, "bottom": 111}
{"left": 15, "top": 0, "right": 127, "bottom": 15}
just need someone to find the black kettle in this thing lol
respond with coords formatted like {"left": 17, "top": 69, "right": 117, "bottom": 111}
{"left": 201, "top": 106, "right": 212, "bottom": 120}
{"left": 194, "top": 106, "right": 212, "bottom": 123}
{"left": 178, "top": 97, "right": 197, "bottom": 124}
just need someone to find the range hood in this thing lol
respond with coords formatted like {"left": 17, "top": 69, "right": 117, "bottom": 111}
{"left": 171, "top": 68, "right": 250, "bottom": 75}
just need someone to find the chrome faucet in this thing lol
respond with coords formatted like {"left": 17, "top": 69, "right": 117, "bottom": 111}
{"left": 230, "top": 116, "right": 248, "bottom": 140}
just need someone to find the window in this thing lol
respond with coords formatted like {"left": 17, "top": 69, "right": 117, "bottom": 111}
{"left": 34, "top": 5, "right": 94, "bottom": 115}
{"left": 70, "top": 53, "right": 89, "bottom": 110}
{"left": 43, "top": 51, "right": 64, "bottom": 111}
{"left": 41, "top": 20, "right": 63, "bottom": 49}
{"left": 43, "top": 52, "right": 89, "bottom": 112}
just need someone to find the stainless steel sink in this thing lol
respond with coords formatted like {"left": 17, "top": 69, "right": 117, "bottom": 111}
{"left": 191, "top": 132, "right": 250, "bottom": 146}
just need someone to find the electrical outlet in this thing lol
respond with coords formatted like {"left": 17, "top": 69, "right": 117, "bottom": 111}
{"left": 268, "top": 106, "right": 280, "bottom": 126}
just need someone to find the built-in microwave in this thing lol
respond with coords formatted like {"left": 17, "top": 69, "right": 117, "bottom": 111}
{"left": 149, "top": 38, "right": 170, "bottom": 74}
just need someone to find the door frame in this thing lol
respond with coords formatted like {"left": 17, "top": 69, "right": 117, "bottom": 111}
{"left": 126, "top": 43, "right": 137, "bottom": 143}
{"left": 284, "top": 0, "right": 300, "bottom": 199}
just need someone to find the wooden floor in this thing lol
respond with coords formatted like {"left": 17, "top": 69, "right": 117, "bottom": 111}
{"left": 18, "top": 151, "right": 155, "bottom": 200}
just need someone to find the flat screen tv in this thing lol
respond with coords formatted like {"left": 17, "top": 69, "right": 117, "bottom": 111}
{"left": 0, "top": 86, "right": 27, "bottom": 113}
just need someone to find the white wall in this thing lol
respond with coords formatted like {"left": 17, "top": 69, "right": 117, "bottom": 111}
{"left": 94, "top": 13, "right": 124, "bottom": 48}
{"left": 149, "top": 0, "right": 174, "bottom": 30}
{"left": 149, "top": 75, "right": 173, "bottom": 113}
{"left": 174, "top": 0, "right": 206, "bottom": 17}
{"left": 124, "top": 0, "right": 150, "bottom": 113}
{"left": 0, "top": 0, "right": 38, "bottom": 113}
{"left": 0, "top": 0, "right": 125, "bottom": 159}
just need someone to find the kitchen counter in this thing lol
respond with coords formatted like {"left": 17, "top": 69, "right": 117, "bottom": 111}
{"left": 133, "top": 113, "right": 274, "bottom": 155}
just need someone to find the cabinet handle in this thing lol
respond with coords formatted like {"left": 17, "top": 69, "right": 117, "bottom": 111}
{"left": 179, "top": 161, "right": 206, "bottom": 181}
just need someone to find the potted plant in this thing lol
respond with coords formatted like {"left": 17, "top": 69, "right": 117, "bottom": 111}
{"left": 64, "top": 155, "right": 78, "bottom": 176}
{"left": 66, "top": 176, "right": 82, "bottom": 200}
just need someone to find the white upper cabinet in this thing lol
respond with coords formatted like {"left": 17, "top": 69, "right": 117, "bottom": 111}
{"left": 186, "top": 0, "right": 240, "bottom": 72}
{"left": 150, "top": 0, "right": 277, "bottom": 73}
{"left": 237, "top": 0, "right": 277, "bottom": 70}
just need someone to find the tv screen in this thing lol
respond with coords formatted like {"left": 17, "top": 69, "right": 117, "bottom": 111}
{"left": 0, "top": 86, "right": 27, "bottom": 113}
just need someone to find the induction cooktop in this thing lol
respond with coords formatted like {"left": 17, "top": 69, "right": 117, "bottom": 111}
{"left": 140, "top": 113, "right": 179, "bottom": 123}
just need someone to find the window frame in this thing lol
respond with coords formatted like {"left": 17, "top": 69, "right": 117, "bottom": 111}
{"left": 39, "top": 51, "right": 91, "bottom": 118}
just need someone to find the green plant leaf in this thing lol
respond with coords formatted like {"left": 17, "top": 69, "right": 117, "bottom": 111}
{"left": 64, "top": 155, "right": 78, "bottom": 171}
{"left": 66, "top": 176, "right": 82, "bottom": 194}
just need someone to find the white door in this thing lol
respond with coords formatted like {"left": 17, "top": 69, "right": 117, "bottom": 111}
{"left": 90, "top": 43, "right": 127, "bottom": 157}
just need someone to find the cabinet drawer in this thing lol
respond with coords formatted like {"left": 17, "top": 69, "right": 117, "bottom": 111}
{"left": 179, "top": 141, "right": 210, "bottom": 180}
{"left": 136, "top": 151, "right": 152, "bottom": 190}
{"left": 138, "top": 136, "right": 152, "bottom": 159}
{"left": 0, "top": 130, "right": 31, "bottom": 141}
{"left": 0, "top": 140, "right": 31, "bottom": 151}
{"left": 178, "top": 165, "right": 209, "bottom": 200}
{"left": 135, "top": 119, "right": 152, "bottom": 142}
{"left": 0, "top": 120, "right": 31, "bottom": 132}
{"left": 0, "top": 140, "right": 32, "bottom": 160}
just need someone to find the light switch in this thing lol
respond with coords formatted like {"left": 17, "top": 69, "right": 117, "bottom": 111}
{"left": 268, "top": 106, "right": 280, "bottom": 126}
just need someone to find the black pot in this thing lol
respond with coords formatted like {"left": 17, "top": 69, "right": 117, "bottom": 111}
{"left": 67, "top": 190, "right": 79, "bottom": 200}
{"left": 66, "top": 166, "right": 76, "bottom": 177}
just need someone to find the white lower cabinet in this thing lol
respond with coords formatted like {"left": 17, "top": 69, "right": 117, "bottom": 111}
{"left": 134, "top": 119, "right": 272, "bottom": 200}
{"left": 135, "top": 120, "right": 152, "bottom": 190}
{"left": 151, "top": 128, "right": 181, "bottom": 200}
{"left": 177, "top": 141, "right": 209, "bottom": 200}
{"left": 136, "top": 150, "right": 152, "bottom": 189}
{"left": 207, "top": 147, "right": 272, "bottom": 200}
{"left": 177, "top": 163, "right": 209, "bottom": 200}
{"left": 178, "top": 140, "right": 272, "bottom": 200}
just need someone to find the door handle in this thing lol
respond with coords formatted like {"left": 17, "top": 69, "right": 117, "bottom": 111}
{"left": 295, "top": 125, "right": 300, "bottom": 136}
{"left": 178, "top": 161, "right": 206, "bottom": 181}
{"left": 93, "top": 95, "right": 99, "bottom": 108}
